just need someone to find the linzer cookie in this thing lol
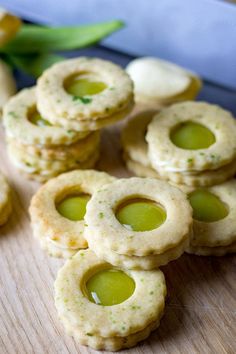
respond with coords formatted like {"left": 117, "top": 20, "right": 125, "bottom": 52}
{"left": 146, "top": 102, "right": 236, "bottom": 186}
{"left": 29, "top": 170, "right": 115, "bottom": 257}
{"left": 178, "top": 180, "right": 236, "bottom": 256}
{"left": 84, "top": 177, "right": 192, "bottom": 269}
{"left": 3, "top": 87, "right": 100, "bottom": 181}
{"left": 54, "top": 249, "right": 166, "bottom": 351}
{"left": 36, "top": 57, "right": 134, "bottom": 131}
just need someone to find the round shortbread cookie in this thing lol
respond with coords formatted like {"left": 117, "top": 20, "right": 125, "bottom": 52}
{"left": 59, "top": 316, "right": 160, "bottom": 351}
{"left": 7, "top": 131, "right": 100, "bottom": 162}
{"left": 156, "top": 158, "right": 236, "bottom": 187}
{"left": 3, "top": 87, "right": 88, "bottom": 145}
{"left": 186, "top": 241, "right": 236, "bottom": 256}
{"left": 36, "top": 57, "right": 134, "bottom": 130}
{"left": 0, "top": 171, "right": 12, "bottom": 226}
{"left": 121, "top": 110, "right": 157, "bottom": 167}
{"left": 146, "top": 102, "right": 236, "bottom": 172}
{"left": 178, "top": 180, "right": 236, "bottom": 247}
{"left": 29, "top": 170, "right": 115, "bottom": 252}
{"left": 86, "top": 235, "right": 189, "bottom": 270}
{"left": 54, "top": 249, "right": 166, "bottom": 339}
{"left": 126, "top": 57, "right": 202, "bottom": 106}
{"left": 85, "top": 177, "right": 192, "bottom": 256}
{"left": 0, "top": 60, "right": 16, "bottom": 114}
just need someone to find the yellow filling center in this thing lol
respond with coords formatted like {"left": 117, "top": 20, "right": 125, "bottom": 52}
{"left": 189, "top": 189, "right": 228, "bottom": 222}
{"left": 65, "top": 76, "right": 107, "bottom": 97}
{"left": 57, "top": 194, "right": 90, "bottom": 221}
{"left": 85, "top": 268, "right": 135, "bottom": 306}
{"left": 170, "top": 121, "right": 215, "bottom": 150}
{"left": 116, "top": 198, "right": 166, "bottom": 231}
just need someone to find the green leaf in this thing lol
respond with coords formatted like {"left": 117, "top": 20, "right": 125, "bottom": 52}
{"left": 72, "top": 96, "right": 92, "bottom": 104}
{"left": 6, "top": 53, "right": 64, "bottom": 77}
{"left": 2, "top": 20, "right": 124, "bottom": 54}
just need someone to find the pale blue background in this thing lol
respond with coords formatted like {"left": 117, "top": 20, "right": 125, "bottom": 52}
{"left": 1, "top": 0, "right": 236, "bottom": 89}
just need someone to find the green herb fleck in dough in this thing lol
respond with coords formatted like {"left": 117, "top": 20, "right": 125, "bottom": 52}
{"left": 187, "top": 158, "right": 193, "bottom": 163}
{"left": 9, "top": 111, "right": 18, "bottom": 118}
{"left": 99, "top": 212, "right": 104, "bottom": 219}
{"left": 72, "top": 96, "right": 92, "bottom": 104}
{"left": 86, "top": 333, "right": 93, "bottom": 336}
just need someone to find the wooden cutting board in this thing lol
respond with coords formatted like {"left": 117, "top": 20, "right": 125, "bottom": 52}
{"left": 0, "top": 123, "right": 235, "bottom": 354}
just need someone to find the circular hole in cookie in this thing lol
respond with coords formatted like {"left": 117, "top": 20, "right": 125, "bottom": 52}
{"left": 28, "top": 106, "right": 52, "bottom": 127}
{"left": 84, "top": 267, "right": 135, "bottom": 306}
{"left": 170, "top": 121, "right": 215, "bottom": 150}
{"left": 64, "top": 72, "right": 107, "bottom": 97}
{"left": 115, "top": 198, "right": 166, "bottom": 232}
{"left": 188, "top": 189, "right": 228, "bottom": 222}
{"left": 56, "top": 193, "right": 91, "bottom": 221}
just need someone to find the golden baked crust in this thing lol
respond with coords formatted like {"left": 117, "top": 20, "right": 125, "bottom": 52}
{"left": 29, "top": 170, "right": 115, "bottom": 253}
{"left": 85, "top": 177, "right": 192, "bottom": 256}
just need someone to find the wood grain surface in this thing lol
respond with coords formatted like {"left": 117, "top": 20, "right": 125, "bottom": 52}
{"left": 0, "top": 123, "right": 236, "bottom": 354}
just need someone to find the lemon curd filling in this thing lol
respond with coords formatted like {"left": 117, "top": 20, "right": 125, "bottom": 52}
{"left": 170, "top": 121, "right": 216, "bottom": 150}
{"left": 189, "top": 189, "right": 228, "bottom": 222}
{"left": 65, "top": 75, "right": 107, "bottom": 97}
{"left": 116, "top": 198, "right": 166, "bottom": 232}
{"left": 29, "top": 110, "right": 51, "bottom": 127}
{"left": 57, "top": 194, "right": 90, "bottom": 221}
{"left": 85, "top": 269, "right": 135, "bottom": 306}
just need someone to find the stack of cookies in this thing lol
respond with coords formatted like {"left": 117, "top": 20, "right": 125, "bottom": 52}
{"left": 123, "top": 102, "right": 236, "bottom": 187}
{"left": 54, "top": 249, "right": 167, "bottom": 351}
{"left": 126, "top": 57, "right": 202, "bottom": 108}
{"left": 3, "top": 57, "right": 134, "bottom": 181}
{"left": 84, "top": 177, "right": 192, "bottom": 270}
{"left": 146, "top": 102, "right": 236, "bottom": 186}
{"left": 177, "top": 180, "right": 236, "bottom": 256}
{"left": 30, "top": 171, "right": 193, "bottom": 350}
{"left": 0, "top": 171, "right": 12, "bottom": 226}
